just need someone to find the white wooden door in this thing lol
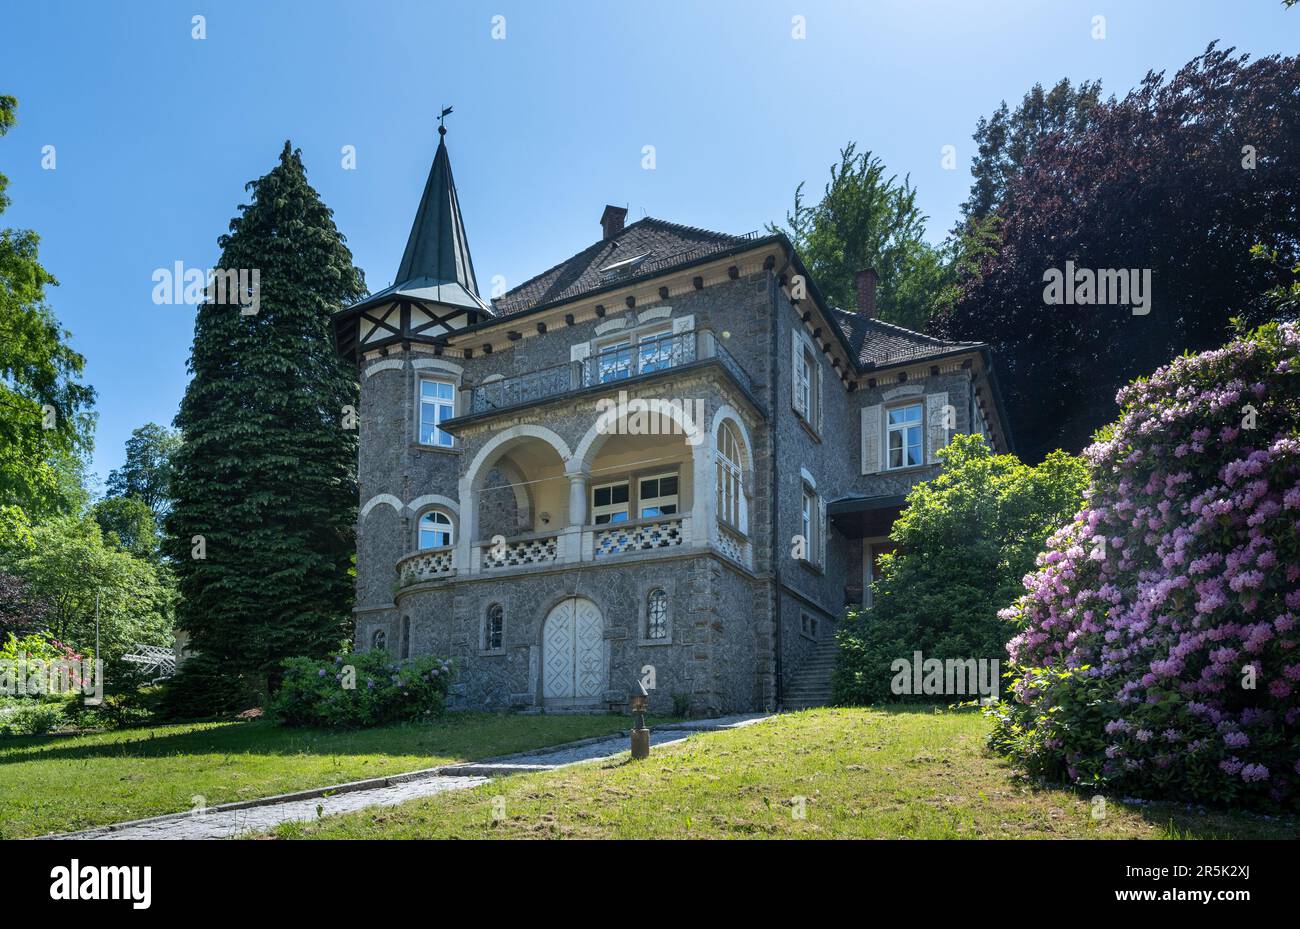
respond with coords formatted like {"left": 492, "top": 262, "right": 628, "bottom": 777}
{"left": 542, "top": 597, "right": 604, "bottom": 701}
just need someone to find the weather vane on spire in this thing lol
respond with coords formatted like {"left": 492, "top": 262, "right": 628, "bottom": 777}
{"left": 438, "top": 105, "right": 453, "bottom": 136}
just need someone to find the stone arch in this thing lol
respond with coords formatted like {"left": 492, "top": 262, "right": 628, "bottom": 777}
{"left": 568, "top": 396, "right": 706, "bottom": 476}
{"left": 464, "top": 424, "right": 572, "bottom": 491}
{"left": 360, "top": 493, "right": 403, "bottom": 518}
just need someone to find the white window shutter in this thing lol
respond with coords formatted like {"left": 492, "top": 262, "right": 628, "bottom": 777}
{"left": 815, "top": 365, "right": 823, "bottom": 433}
{"left": 861, "top": 404, "right": 882, "bottom": 474}
{"left": 791, "top": 333, "right": 806, "bottom": 417}
{"left": 926, "top": 391, "right": 950, "bottom": 464}
{"left": 817, "top": 496, "right": 827, "bottom": 568}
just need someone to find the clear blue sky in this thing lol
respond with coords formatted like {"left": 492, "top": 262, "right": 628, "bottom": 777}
{"left": 2, "top": 0, "right": 1294, "bottom": 486}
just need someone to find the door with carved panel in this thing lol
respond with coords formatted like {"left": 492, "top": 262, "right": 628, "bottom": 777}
{"left": 542, "top": 597, "right": 605, "bottom": 705}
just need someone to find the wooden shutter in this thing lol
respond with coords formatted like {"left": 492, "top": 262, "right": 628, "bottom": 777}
{"left": 861, "top": 404, "right": 882, "bottom": 475}
{"left": 817, "top": 496, "right": 827, "bottom": 568}
{"left": 791, "top": 332, "right": 806, "bottom": 417}
{"left": 926, "top": 391, "right": 950, "bottom": 464}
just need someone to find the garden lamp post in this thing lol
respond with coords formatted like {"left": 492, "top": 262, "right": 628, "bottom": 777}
{"left": 630, "top": 682, "right": 650, "bottom": 760}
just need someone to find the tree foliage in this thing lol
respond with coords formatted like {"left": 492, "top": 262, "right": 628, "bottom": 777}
{"left": 2, "top": 514, "right": 172, "bottom": 658}
{"left": 773, "top": 143, "right": 948, "bottom": 331}
{"left": 0, "top": 95, "right": 96, "bottom": 516}
{"left": 833, "top": 434, "right": 1088, "bottom": 705}
{"left": 958, "top": 78, "right": 1104, "bottom": 227}
{"left": 164, "top": 142, "right": 365, "bottom": 706}
{"left": 940, "top": 45, "right": 1300, "bottom": 462}
{"left": 105, "top": 422, "right": 180, "bottom": 521}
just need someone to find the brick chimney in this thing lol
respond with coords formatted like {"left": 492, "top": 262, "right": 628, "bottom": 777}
{"left": 600, "top": 204, "right": 628, "bottom": 239}
{"left": 855, "top": 268, "right": 879, "bottom": 318}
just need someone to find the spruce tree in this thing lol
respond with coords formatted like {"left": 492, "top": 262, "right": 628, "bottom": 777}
{"left": 166, "top": 142, "right": 365, "bottom": 703}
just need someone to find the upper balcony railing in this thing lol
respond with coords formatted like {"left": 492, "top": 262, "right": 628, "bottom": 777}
{"left": 465, "top": 328, "right": 755, "bottom": 417}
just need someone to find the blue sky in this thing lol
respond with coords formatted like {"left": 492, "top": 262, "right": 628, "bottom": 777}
{"left": 2, "top": 0, "right": 1294, "bottom": 486}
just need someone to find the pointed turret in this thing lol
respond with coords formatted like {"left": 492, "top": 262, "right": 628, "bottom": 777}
{"left": 333, "top": 121, "right": 491, "bottom": 362}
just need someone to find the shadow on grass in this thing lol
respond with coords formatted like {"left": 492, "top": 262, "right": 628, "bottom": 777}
{"left": 0, "top": 712, "right": 642, "bottom": 766}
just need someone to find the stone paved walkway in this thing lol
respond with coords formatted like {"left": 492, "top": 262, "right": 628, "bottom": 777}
{"left": 50, "top": 713, "right": 772, "bottom": 840}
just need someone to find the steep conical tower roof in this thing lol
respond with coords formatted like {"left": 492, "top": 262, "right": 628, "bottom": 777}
{"left": 334, "top": 122, "right": 491, "bottom": 360}
{"left": 389, "top": 126, "right": 486, "bottom": 311}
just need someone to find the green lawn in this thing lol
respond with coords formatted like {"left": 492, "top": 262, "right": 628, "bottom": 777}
{"left": 272, "top": 707, "right": 1300, "bottom": 840}
{"left": 0, "top": 713, "right": 653, "bottom": 838}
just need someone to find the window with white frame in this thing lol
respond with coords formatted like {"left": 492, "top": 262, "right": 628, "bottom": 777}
{"left": 637, "top": 472, "right": 679, "bottom": 518}
{"left": 595, "top": 338, "right": 633, "bottom": 383}
{"left": 418, "top": 378, "right": 456, "bottom": 447}
{"left": 417, "top": 509, "right": 454, "bottom": 549}
{"left": 795, "top": 346, "right": 813, "bottom": 418}
{"left": 801, "top": 487, "right": 815, "bottom": 563}
{"left": 887, "top": 402, "right": 924, "bottom": 469}
{"left": 484, "top": 603, "right": 504, "bottom": 651}
{"left": 646, "top": 588, "right": 668, "bottom": 639}
{"left": 636, "top": 328, "right": 677, "bottom": 374}
{"left": 716, "top": 422, "right": 745, "bottom": 531}
{"left": 592, "top": 480, "right": 630, "bottom": 524}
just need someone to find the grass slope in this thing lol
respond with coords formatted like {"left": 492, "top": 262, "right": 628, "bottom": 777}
{"left": 0, "top": 713, "right": 650, "bottom": 838}
{"left": 273, "top": 708, "right": 1300, "bottom": 840}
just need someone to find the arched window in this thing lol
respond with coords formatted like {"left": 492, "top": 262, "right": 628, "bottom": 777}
{"left": 647, "top": 588, "right": 668, "bottom": 640}
{"left": 418, "top": 509, "right": 454, "bottom": 549}
{"left": 400, "top": 616, "right": 411, "bottom": 659}
{"left": 371, "top": 629, "right": 387, "bottom": 651}
{"left": 485, "top": 603, "right": 504, "bottom": 651}
{"left": 716, "top": 421, "right": 746, "bottom": 532}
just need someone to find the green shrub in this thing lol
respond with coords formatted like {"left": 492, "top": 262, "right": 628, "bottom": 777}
{"left": 268, "top": 649, "right": 453, "bottom": 729}
{"left": 833, "top": 434, "right": 1087, "bottom": 705}
{"left": 0, "top": 701, "right": 64, "bottom": 737}
{"left": 157, "top": 652, "right": 264, "bottom": 719}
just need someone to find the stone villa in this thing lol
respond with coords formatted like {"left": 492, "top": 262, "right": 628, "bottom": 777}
{"left": 331, "top": 128, "right": 1014, "bottom": 715}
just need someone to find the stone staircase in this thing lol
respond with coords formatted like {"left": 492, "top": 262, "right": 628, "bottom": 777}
{"left": 783, "top": 638, "right": 838, "bottom": 710}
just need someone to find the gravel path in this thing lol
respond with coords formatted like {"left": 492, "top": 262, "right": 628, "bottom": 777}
{"left": 48, "top": 713, "right": 772, "bottom": 840}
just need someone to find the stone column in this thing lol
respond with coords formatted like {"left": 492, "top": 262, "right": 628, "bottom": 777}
{"left": 561, "top": 472, "right": 588, "bottom": 563}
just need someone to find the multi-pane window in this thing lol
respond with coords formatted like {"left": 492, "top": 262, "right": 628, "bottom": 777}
{"left": 647, "top": 588, "right": 668, "bottom": 639}
{"left": 796, "top": 348, "right": 813, "bottom": 417}
{"left": 716, "top": 422, "right": 744, "bottom": 531}
{"left": 592, "top": 480, "right": 630, "bottom": 524}
{"left": 485, "top": 603, "right": 504, "bottom": 651}
{"left": 887, "top": 403, "right": 924, "bottom": 469}
{"left": 801, "top": 612, "right": 818, "bottom": 638}
{"left": 800, "top": 486, "right": 821, "bottom": 564}
{"left": 419, "top": 378, "right": 456, "bottom": 447}
{"left": 638, "top": 472, "right": 679, "bottom": 518}
{"left": 418, "top": 509, "right": 454, "bottom": 548}
{"left": 596, "top": 339, "right": 633, "bottom": 383}
{"left": 372, "top": 629, "right": 387, "bottom": 651}
{"left": 636, "top": 330, "right": 676, "bottom": 374}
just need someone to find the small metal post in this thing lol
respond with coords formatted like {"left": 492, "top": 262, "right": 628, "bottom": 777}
{"left": 629, "top": 680, "right": 650, "bottom": 760}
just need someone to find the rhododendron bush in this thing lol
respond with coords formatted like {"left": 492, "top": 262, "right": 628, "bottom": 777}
{"left": 990, "top": 323, "right": 1300, "bottom": 810}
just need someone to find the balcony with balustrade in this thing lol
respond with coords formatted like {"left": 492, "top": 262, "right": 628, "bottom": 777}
{"left": 456, "top": 327, "right": 760, "bottom": 424}
{"left": 395, "top": 389, "right": 757, "bottom": 590}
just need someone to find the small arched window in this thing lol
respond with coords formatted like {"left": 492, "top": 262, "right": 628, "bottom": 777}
{"left": 716, "top": 421, "right": 746, "bottom": 532}
{"left": 371, "top": 629, "right": 387, "bottom": 651}
{"left": 485, "top": 603, "right": 504, "bottom": 651}
{"left": 418, "top": 509, "right": 454, "bottom": 549}
{"left": 647, "top": 589, "right": 668, "bottom": 640}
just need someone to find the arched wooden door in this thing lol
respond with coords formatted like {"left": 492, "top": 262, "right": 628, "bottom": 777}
{"left": 542, "top": 597, "right": 604, "bottom": 707}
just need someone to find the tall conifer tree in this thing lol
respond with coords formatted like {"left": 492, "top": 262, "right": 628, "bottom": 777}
{"left": 167, "top": 142, "right": 365, "bottom": 696}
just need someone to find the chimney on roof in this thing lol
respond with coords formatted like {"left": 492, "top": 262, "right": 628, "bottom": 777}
{"left": 855, "top": 268, "right": 879, "bottom": 318}
{"left": 600, "top": 204, "right": 628, "bottom": 240}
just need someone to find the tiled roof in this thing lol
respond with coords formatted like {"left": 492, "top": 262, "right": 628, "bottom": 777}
{"left": 831, "top": 307, "right": 982, "bottom": 369}
{"left": 491, "top": 217, "right": 756, "bottom": 316}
